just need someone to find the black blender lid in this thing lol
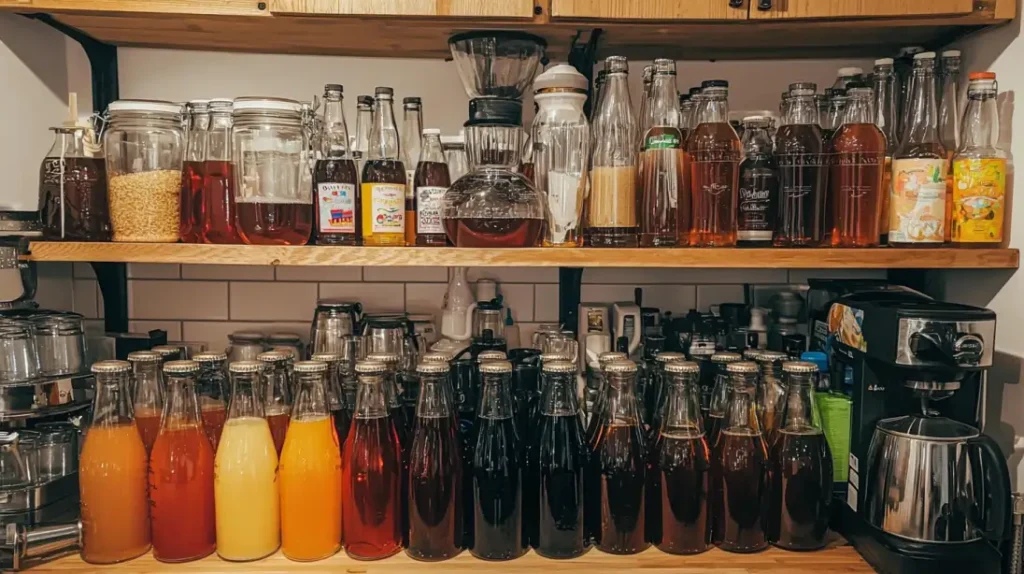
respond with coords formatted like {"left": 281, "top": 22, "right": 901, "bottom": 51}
{"left": 701, "top": 79, "right": 729, "bottom": 89}
{"left": 464, "top": 97, "right": 522, "bottom": 127}
{"left": 448, "top": 30, "right": 547, "bottom": 48}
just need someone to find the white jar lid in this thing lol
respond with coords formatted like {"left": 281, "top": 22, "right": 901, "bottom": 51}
{"left": 533, "top": 63, "right": 588, "bottom": 93}
{"left": 232, "top": 97, "right": 302, "bottom": 113}
{"left": 108, "top": 99, "right": 182, "bottom": 114}
{"left": 422, "top": 128, "right": 441, "bottom": 135}
{"left": 941, "top": 49, "right": 961, "bottom": 58}
{"left": 837, "top": 66, "right": 863, "bottom": 77}
{"left": 440, "top": 132, "right": 465, "bottom": 145}
{"left": 874, "top": 57, "right": 894, "bottom": 66}
{"left": 913, "top": 51, "right": 938, "bottom": 60}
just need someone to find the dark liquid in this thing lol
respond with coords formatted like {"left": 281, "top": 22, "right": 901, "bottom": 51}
{"left": 649, "top": 431, "right": 712, "bottom": 554}
{"left": 688, "top": 122, "right": 741, "bottom": 247}
{"left": 586, "top": 423, "right": 648, "bottom": 555}
{"left": 639, "top": 126, "right": 686, "bottom": 247}
{"left": 333, "top": 408, "right": 352, "bottom": 448}
{"left": 830, "top": 123, "right": 886, "bottom": 247}
{"left": 361, "top": 159, "right": 406, "bottom": 247}
{"left": 201, "top": 160, "right": 241, "bottom": 244}
{"left": 534, "top": 414, "right": 587, "bottom": 559}
{"left": 408, "top": 415, "right": 463, "bottom": 561}
{"left": 767, "top": 429, "right": 832, "bottom": 550}
{"left": 774, "top": 124, "right": 827, "bottom": 247}
{"left": 180, "top": 160, "right": 203, "bottom": 242}
{"left": 343, "top": 415, "right": 402, "bottom": 560}
{"left": 712, "top": 429, "right": 768, "bottom": 553}
{"left": 706, "top": 414, "right": 723, "bottom": 451}
{"left": 314, "top": 157, "right": 360, "bottom": 246}
{"left": 266, "top": 412, "right": 289, "bottom": 456}
{"left": 737, "top": 154, "right": 778, "bottom": 247}
{"left": 237, "top": 199, "right": 313, "bottom": 246}
{"left": 451, "top": 360, "right": 478, "bottom": 549}
{"left": 471, "top": 416, "right": 524, "bottom": 561}
{"left": 413, "top": 160, "right": 452, "bottom": 247}
{"left": 39, "top": 157, "right": 110, "bottom": 241}
{"left": 443, "top": 218, "right": 543, "bottom": 248}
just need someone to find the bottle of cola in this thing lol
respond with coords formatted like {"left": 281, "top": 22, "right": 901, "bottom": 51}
{"left": 648, "top": 361, "right": 712, "bottom": 554}
{"left": 585, "top": 360, "right": 648, "bottom": 554}
{"left": 584, "top": 351, "right": 627, "bottom": 448}
{"left": 711, "top": 361, "right": 769, "bottom": 553}
{"left": 647, "top": 351, "right": 686, "bottom": 439}
{"left": 750, "top": 350, "right": 788, "bottom": 444}
{"left": 766, "top": 361, "right": 833, "bottom": 550}
{"left": 705, "top": 352, "right": 742, "bottom": 449}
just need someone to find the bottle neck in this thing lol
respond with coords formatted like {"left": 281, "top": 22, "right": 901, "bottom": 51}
{"left": 785, "top": 94, "right": 819, "bottom": 126}
{"left": 742, "top": 125, "right": 773, "bottom": 157}
{"left": 478, "top": 372, "right": 514, "bottom": 419}
{"left": 419, "top": 133, "right": 445, "bottom": 164}
{"left": 227, "top": 373, "right": 264, "bottom": 419}
{"left": 539, "top": 371, "right": 579, "bottom": 417}
{"left": 904, "top": 62, "right": 940, "bottom": 147}
{"left": 354, "top": 377, "right": 388, "bottom": 418}
{"left": 873, "top": 71, "right": 898, "bottom": 145}
{"left": 322, "top": 95, "right": 350, "bottom": 159}
{"left": 661, "top": 374, "right": 703, "bottom": 434}
{"left": 843, "top": 94, "right": 875, "bottom": 125}
{"left": 960, "top": 90, "right": 1000, "bottom": 151}
{"left": 369, "top": 97, "right": 401, "bottom": 161}
{"left": 92, "top": 372, "right": 135, "bottom": 426}
{"left": 699, "top": 95, "right": 730, "bottom": 125}
{"left": 603, "top": 373, "right": 642, "bottom": 426}
{"left": 293, "top": 371, "right": 330, "bottom": 420}
{"left": 353, "top": 105, "right": 372, "bottom": 156}
{"left": 416, "top": 373, "right": 452, "bottom": 418}
{"left": 592, "top": 71, "right": 636, "bottom": 167}
{"left": 402, "top": 105, "right": 422, "bottom": 160}
{"left": 164, "top": 373, "right": 202, "bottom": 427}
{"left": 648, "top": 73, "right": 681, "bottom": 129}
{"left": 263, "top": 363, "right": 291, "bottom": 415}
{"left": 723, "top": 373, "right": 761, "bottom": 433}
{"left": 779, "top": 380, "right": 822, "bottom": 432}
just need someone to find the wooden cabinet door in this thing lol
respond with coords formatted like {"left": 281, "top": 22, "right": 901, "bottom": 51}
{"left": 550, "top": 0, "right": 748, "bottom": 20}
{"left": 269, "top": 0, "right": 535, "bottom": 19}
{"left": 748, "top": 0, "right": 973, "bottom": 19}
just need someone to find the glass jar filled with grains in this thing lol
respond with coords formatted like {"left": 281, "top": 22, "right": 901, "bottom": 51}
{"left": 103, "top": 100, "right": 185, "bottom": 242}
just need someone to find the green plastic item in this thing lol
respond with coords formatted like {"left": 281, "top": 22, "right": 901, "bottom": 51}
{"left": 816, "top": 391, "right": 851, "bottom": 483}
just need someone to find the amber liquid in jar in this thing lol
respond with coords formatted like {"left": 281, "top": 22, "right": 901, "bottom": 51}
{"left": 639, "top": 126, "right": 687, "bottom": 247}
{"left": 236, "top": 198, "right": 313, "bottom": 246}
{"left": 587, "top": 166, "right": 639, "bottom": 247}
{"left": 361, "top": 159, "right": 407, "bottom": 246}
{"left": 413, "top": 160, "right": 451, "bottom": 246}
{"left": 831, "top": 123, "right": 886, "bottom": 247}
{"left": 774, "top": 124, "right": 827, "bottom": 247}
{"left": 180, "top": 160, "right": 203, "bottom": 243}
{"left": 314, "top": 157, "right": 361, "bottom": 246}
{"left": 688, "top": 122, "right": 741, "bottom": 247}
{"left": 201, "top": 160, "right": 242, "bottom": 244}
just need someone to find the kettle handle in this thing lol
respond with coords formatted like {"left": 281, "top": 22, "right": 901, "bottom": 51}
{"left": 462, "top": 302, "right": 478, "bottom": 340}
{"left": 968, "top": 434, "right": 1012, "bottom": 541}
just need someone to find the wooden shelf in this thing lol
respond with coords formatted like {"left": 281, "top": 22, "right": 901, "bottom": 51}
{"left": 35, "top": 544, "right": 873, "bottom": 573}
{"left": 24, "top": 242, "right": 1020, "bottom": 269}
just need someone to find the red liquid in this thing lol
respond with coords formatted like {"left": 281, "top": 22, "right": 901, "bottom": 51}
{"left": 201, "top": 407, "right": 226, "bottom": 452}
{"left": 343, "top": 415, "right": 402, "bottom": 560}
{"left": 408, "top": 415, "right": 462, "bottom": 561}
{"left": 135, "top": 412, "right": 161, "bottom": 453}
{"left": 200, "top": 160, "right": 241, "bottom": 244}
{"left": 148, "top": 426, "right": 216, "bottom": 562}
{"left": 180, "top": 160, "right": 204, "bottom": 242}
{"left": 237, "top": 199, "right": 313, "bottom": 246}
{"left": 267, "top": 413, "right": 290, "bottom": 456}
{"left": 649, "top": 432, "right": 712, "bottom": 554}
{"left": 442, "top": 218, "right": 543, "bottom": 248}
{"left": 712, "top": 429, "right": 768, "bottom": 553}
{"left": 586, "top": 423, "right": 648, "bottom": 555}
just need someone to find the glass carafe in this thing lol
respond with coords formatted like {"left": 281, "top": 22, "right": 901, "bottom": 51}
{"left": 39, "top": 125, "right": 109, "bottom": 241}
{"left": 639, "top": 59, "right": 686, "bottom": 247}
{"left": 314, "top": 84, "right": 360, "bottom": 246}
{"left": 127, "top": 350, "right": 163, "bottom": 452}
{"left": 258, "top": 350, "right": 292, "bottom": 455}
{"left": 442, "top": 98, "right": 545, "bottom": 247}
{"left": 181, "top": 100, "right": 208, "bottom": 243}
{"left": 194, "top": 352, "right": 229, "bottom": 451}
{"left": 952, "top": 72, "right": 1006, "bottom": 246}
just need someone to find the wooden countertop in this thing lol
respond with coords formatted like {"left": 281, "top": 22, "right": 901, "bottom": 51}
{"left": 34, "top": 543, "right": 873, "bottom": 573}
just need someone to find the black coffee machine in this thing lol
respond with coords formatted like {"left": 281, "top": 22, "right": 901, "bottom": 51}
{"left": 828, "top": 293, "right": 1009, "bottom": 574}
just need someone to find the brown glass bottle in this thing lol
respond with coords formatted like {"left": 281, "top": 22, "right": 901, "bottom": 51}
{"left": 830, "top": 85, "right": 886, "bottom": 247}
{"left": 775, "top": 83, "right": 827, "bottom": 247}
{"left": 413, "top": 129, "right": 451, "bottom": 246}
{"left": 315, "top": 84, "right": 361, "bottom": 246}
{"left": 688, "top": 82, "right": 741, "bottom": 247}
{"left": 361, "top": 87, "right": 407, "bottom": 246}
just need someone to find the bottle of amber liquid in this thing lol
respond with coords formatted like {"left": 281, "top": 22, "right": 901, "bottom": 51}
{"left": 413, "top": 129, "right": 451, "bottom": 246}
{"left": 688, "top": 80, "right": 741, "bottom": 247}
{"left": 830, "top": 84, "right": 886, "bottom": 247}
{"left": 315, "top": 84, "right": 360, "bottom": 246}
{"left": 736, "top": 116, "right": 777, "bottom": 247}
{"left": 587, "top": 55, "right": 638, "bottom": 247}
{"left": 889, "top": 52, "right": 947, "bottom": 247}
{"left": 361, "top": 87, "right": 407, "bottom": 246}
{"left": 873, "top": 59, "right": 899, "bottom": 244}
{"left": 639, "top": 59, "right": 686, "bottom": 247}
{"left": 774, "top": 83, "right": 827, "bottom": 247}
{"left": 402, "top": 97, "right": 423, "bottom": 245}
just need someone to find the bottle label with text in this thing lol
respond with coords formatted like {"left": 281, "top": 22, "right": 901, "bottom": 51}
{"left": 317, "top": 182, "right": 356, "bottom": 234}
{"left": 364, "top": 183, "right": 405, "bottom": 234}
{"left": 889, "top": 158, "right": 947, "bottom": 243}
{"left": 952, "top": 157, "right": 1006, "bottom": 243}
{"left": 643, "top": 132, "right": 681, "bottom": 151}
{"left": 416, "top": 186, "right": 447, "bottom": 235}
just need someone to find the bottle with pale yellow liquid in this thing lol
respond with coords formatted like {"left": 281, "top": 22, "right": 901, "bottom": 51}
{"left": 279, "top": 360, "right": 343, "bottom": 561}
{"left": 214, "top": 361, "right": 280, "bottom": 561}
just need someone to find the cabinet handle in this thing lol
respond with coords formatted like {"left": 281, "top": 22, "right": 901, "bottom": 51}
{"left": 728, "top": 0, "right": 743, "bottom": 8}
{"left": 757, "top": 0, "right": 772, "bottom": 10}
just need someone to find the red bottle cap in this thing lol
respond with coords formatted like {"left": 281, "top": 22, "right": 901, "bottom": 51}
{"left": 969, "top": 71, "right": 997, "bottom": 81}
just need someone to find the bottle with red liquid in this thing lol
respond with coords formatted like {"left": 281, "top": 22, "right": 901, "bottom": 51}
{"left": 705, "top": 352, "right": 742, "bottom": 450}
{"left": 127, "top": 350, "right": 164, "bottom": 452}
{"left": 830, "top": 83, "right": 886, "bottom": 247}
{"left": 766, "top": 362, "right": 833, "bottom": 550}
{"left": 194, "top": 352, "right": 229, "bottom": 451}
{"left": 201, "top": 99, "right": 241, "bottom": 244}
{"left": 407, "top": 361, "right": 463, "bottom": 561}
{"left": 585, "top": 360, "right": 648, "bottom": 555}
{"left": 258, "top": 351, "right": 292, "bottom": 456}
{"left": 149, "top": 360, "right": 216, "bottom": 562}
{"left": 688, "top": 81, "right": 741, "bottom": 247}
{"left": 413, "top": 129, "right": 452, "bottom": 246}
{"left": 180, "top": 100, "right": 208, "bottom": 243}
{"left": 711, "top": 361, "right": 769, "bottom": 553}
{"left": 344, "top": 360, "right": 403, "bottom": 560}
{"left": 775, "top": 83, "right": 828, "bottom": 247}
{"left": 315, "top": 84, "right": 360, "bottom": 246}
{"left": 648, "top": 361, "right": 712, "bottom": 555}
{"left": 367, "top": 352, "right": 411, "bottom": 547}
{"left": 313, "top": 352, "right": 349, "bottom": 447}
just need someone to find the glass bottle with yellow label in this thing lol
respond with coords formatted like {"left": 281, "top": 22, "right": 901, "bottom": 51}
{"left": 951, "top": 72, "right": 1006, "bottom": 247}
{"left": 361, "top": 87, "right": 407, "bottom": 246}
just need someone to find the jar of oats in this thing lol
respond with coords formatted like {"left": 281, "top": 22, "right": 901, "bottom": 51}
{"left": 103, "top": 100, "right": 184, "bottom": 242}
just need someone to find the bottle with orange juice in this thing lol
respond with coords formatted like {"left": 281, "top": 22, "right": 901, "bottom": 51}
{"left": 215, "top": 361, "right": 280, "bottom": 561}
{"left": 127, "top": 350, "right": 164, "bottom": 452}
{"left": 79, "top": 360, "right": 151, "bottom": 564}
{"left": 279, "top": 360, "right": 343, "bottom": 561}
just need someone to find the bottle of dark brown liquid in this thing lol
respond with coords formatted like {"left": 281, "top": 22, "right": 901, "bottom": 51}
{"left": 361, "top": 87, "right": 407, "bottom": 246}
{"left": 775, "top": 82, "right": 827, "bottom": 247}
{"left": 413, "top": 128, "right": 451, "bottom": 246}
{"left": 688, "top": 80, "right": 741, "bottom": 247}
{"left": 736, "top": 116, "right": 777, "bottom": 247}
{"left": 639, "top": 59, "right": 686, "bottom": 247}
{"left": 830, "top": 83, "right": 886, "bottom": 247}
{"left": 314, "top": 84, "right": 360, "bottom": 246}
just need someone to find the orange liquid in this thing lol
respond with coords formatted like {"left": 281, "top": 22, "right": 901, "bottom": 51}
{"left": 202, "top": 406, "right": 227, "bottom": 452}
{"left": 267, "top": 412, "right": 290, "bottom": 456}
{"left": 135, "top": 408, "right": 162, "bottom": 453}
{"left": 80, "top": 424, "right": 151, "bottom": 564}
{"left": 279, "top": 415, "right": 343, "bottom": 560}
{"left": 149, "top": 423, "right": 216, "bottom": 562}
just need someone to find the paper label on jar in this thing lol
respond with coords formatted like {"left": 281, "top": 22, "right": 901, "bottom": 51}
{"left": 952, "top": 157, "right": 1006, "bottom": 243}
{"left": 317, "top": 182, "right": 356, "bottom": 234}
{"left": 416, "top": 186, "right": 447, "bottom": 235}
{"left": 365, "top": 183, "right": 405, "bottom": 234}
{"left": 888, "top": 158, "right": 947, "bottom": 243}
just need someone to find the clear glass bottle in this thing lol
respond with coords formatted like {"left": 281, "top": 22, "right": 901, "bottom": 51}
{"left": 775, "top": 82, "right": 827, "bottom": 247}
{"left": 938, "top": 50, "right": 961, "bottom": 242}
{"left": 647, "top": 350, "right": 686, "bottom": 436}
{"left": 39, "top": 124, "right": 110, "bottom": 241}
{"left": 637, "top": 64, "right": 654, "bottom": 146}
{"left": 889, "top": 52, "right": 947, "bottom": 246}
{"left": 584, "top": 351, "right": 628, "bottom": 448}
{"left": 442, "top": 132, "right": 469, "bottom": 182}
{"left": 822, "top": 88, "right": 848, "bottom": 138}
{"left": 588, "top": 56, "right": 638, "bottom": 247}
{"left": 402, "top": 97, "right": 424, "bottom": 197}
{"left": 736, "top": 116, "right": 778, "bottom": 247}
{"left": 590, "top": 69, "right": 607, "bottom": 123}
{"left": 813, "top": 94, "right": 828, "bottom": 129}
{"left": 766, "top": 361, "right": 832, "bottom": 550}
{"left": 127, "top": 350, "right": 163, "bottom": 452}
{"left": 895, "top": 46, "right": 924, "bottom": 139}
{"left": 640, "top": 59, "right": 686, "bottom": 247}
{"left": 202, "top": 99, "right": 241, "bottom": 244}
{"left": 688, "top": 81, "right": 741, "bottom": 247}
{"left": 441, "top": 98, "right": 545, "bottom": 248}
{"left": 704, "top": 351, "right": 741, "bottom": 448}
{"left": 873, "top": 59, "right": 899, "bottom": 244}
{"left": 412, "top": 129, "right": 451, "bottom": 246}
{"left": 258, "top": 350, "right": 292, "bottom": 456}
{"left": 314, "top": 84, "right": 360, "bottom": 246}
{"left": 952, "top": 72, "right": 1006, "bottom": 246}
{"left": 531, "top": 64, "right": 590, "bottom": 248}
{"left": 179, "top": 100, "right": 208, "bottom": 243}
{"left": 749, "top": 350, "right": 787, "bottom": 441}
{"left": 711, "top": 361, "right": 768, "bottom": 553}
{"left": 830, "top": 83, "right": 886, "bottom": 248}
{"left": 361, "top": 87, "right": 407, "bottom": 246}
{"left": 194, "top": 352, "right": 229, "bottom": 452}
{"left": 80, "top": 360, "right": 151, "bottom": 564}
{"left": 352, "top": 95, "right": 373, "bottom": 178}
{"left": 648, "top": 361, "right": 711, "bottom": 555}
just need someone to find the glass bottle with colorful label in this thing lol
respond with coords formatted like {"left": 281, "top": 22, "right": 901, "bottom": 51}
{"left": 194, "top": 352, "right": 228, "bottom": 451}
{"left": 280, "top": 361, "right": 343, "bottom": 561}
{"left": 413, "top": 129, "right": 451, "bottom": 246}
{"left": 952, "top": 72, "right": 1006, "bottom": 246}
{"left": 315, "top": 84, "right": 360, "bottom": 246}
{"left": 889, "top": 52, "right": 947, "bottom": 246}
{"left": 639, "top": 59, "right": 686, "bottom": 247}
{"left": 214, "top": 361, "right": 280, "bottom": 561}
{"left": 80, "top": 361, "right": 151, "bottom": 564}
{"left": 361, "top": 87, "right": 406, "bottom": 246}
{"left": 127, "top": 350, "right": 163, "bottom": 452}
